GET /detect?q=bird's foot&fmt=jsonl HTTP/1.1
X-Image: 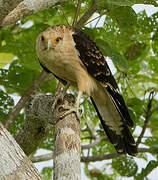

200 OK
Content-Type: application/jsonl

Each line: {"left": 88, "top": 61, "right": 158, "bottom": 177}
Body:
{"left": 51, "top": 92, "right": 64, "bottom": 111}
{"left": 52, "top": 83, "right": 70, "bottom": 111}
{"left": 56, "top": 103, "right": 82, "bottom": 122}
{"left": 52, "top": 90, "right": 82, "bottom": 124}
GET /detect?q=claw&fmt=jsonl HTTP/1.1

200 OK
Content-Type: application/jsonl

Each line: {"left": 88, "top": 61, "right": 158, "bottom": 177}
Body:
{"left": 52, "top": 89, "right": 83, "bottom": 123}
{"left": 56, "top": 104, "right": 82, "bottom": 122}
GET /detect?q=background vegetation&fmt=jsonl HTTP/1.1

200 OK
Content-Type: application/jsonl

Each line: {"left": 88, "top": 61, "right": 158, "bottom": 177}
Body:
{"left": 1, "top": 0, "right": 158, "bottom": 179}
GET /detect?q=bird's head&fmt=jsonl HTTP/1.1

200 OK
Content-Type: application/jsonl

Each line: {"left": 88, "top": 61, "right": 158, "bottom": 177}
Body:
{"left": 36, "top": 25, "right": 75, "bottom": 62}
{"left": 36, "top": 27, "right": 65, "bottom": 52}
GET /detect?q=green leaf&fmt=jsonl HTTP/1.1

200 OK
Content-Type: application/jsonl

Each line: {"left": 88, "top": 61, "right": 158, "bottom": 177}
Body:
{"left": 0, "top": 53, "right": 15, "bottom": 68}
{"left": 127, "top": 98, "right": 145, "bottom": 117}
{"left": 41, "top": 167, "right": 52, "bottom": 180}
{"left": 149, "top": 56, "right": 158, "bottom": 74}
{"left": 137, "top": 11, "right": 157, "bottom": 34}
{"left": 0, "top": 89, "right": 14, "bottom": 123}
{"left": 0, "top": 59, "right": 39, "bottom": 94}
{"left": 151, "top": 145, "right": 158, "bottom": 154}
{"left": 110, "top": 6, "right": 137, "bottom": 32}
{"left": 125, "top": 42, "right": 149, "bottom": 61}
{"left": 107, "top": 0, "right": 136, "bottom": 6}
{"left": 92, "top": 140, "right": 115, "bottom": 155}
{"left": 112, "top": 156, "right": 138, "bottom": 177}
{"left": 95, "top": 39, "right": 129, "bottom": 71}
{"left": 144, "top": 137, "right": 158, "bottom": 147}
{"left": 135, "top": 160, "right": 158, "bottom": 180}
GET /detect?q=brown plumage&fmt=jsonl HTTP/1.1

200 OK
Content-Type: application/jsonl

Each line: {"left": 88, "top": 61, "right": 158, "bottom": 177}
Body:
{"left": 36, "top": 25, "right": 137, "bottom": 156}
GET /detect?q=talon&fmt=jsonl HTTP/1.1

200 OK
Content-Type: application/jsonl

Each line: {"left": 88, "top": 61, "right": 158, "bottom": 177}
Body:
{"left": 56, "top": 104, "right": 82, "bottom": 122}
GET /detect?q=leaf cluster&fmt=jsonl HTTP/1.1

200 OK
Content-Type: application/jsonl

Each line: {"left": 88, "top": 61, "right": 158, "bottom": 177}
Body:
{"left": 1, "top": 0, "right": 158, "bottom": 179}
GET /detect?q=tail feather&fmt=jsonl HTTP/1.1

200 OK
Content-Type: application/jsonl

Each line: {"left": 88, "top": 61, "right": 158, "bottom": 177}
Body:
{"left": 90, "top": 97, "right": 137, "bottom": 156}
{"left": 105, "top": 85, "right": 133, "bottom": 127}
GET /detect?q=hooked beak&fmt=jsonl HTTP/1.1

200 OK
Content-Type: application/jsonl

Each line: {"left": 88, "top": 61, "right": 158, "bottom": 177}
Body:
{"left": 40, "top": 35, "right": 57, "bottom": 50}
{"left": 47, "top": 39, "right": 53, "bottom": 50}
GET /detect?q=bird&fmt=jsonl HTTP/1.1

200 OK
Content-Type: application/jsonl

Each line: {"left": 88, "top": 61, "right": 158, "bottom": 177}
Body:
{"left": 36, "top": 25, "right": 137, "bottom": 156}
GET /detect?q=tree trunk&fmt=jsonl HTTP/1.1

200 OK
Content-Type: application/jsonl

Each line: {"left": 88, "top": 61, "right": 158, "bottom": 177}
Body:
{"left": 53, "top": 94, "right": 81, "bottom": 180}
{"left": 0, "top": 123, "right": 41, "bottom": 180}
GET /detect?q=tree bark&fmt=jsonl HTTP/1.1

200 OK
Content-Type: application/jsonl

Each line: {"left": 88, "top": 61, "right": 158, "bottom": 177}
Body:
{"left": 0, "top": 0, "right": 23, "bottom": 24}
{"left": 14, "top": 94, "right": 54, "bottom": 156}
{"left": 0, "top": 123, "right": 41, "bottom": 180}
{"left": 1, "top": 0, "right": 72, "bottom": 27}
{"left": 13, "top": 93, "right": 81, "bottom": 179}
{"left": 53, "top": 94, "right": 81, "bottom": 180}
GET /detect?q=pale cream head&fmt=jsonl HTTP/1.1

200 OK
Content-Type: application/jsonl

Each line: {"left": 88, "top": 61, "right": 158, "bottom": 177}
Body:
{"left": 36, "top": 25, "right": 74, "bottom": 53}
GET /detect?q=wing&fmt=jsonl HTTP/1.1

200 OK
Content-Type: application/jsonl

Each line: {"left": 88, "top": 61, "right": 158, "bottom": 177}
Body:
{"left": 72, "top": 29, "right": 133, "bottom": 127}
{"left": 72, "top": 28, "right": 137, "bottom": 155}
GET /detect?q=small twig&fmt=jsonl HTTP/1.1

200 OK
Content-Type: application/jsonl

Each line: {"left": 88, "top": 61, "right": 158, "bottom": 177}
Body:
{"left": 72, "top": 0, "right": 82, "bottom": 27}
{"left": 85, "top": 14, "right": 102, "bottom": 26}
{"left": 81, "top": 153, "right": 120, "bottom": 162}
{"left": 81, "top": 136, "right": 95, "bottom": 140}
{"left": 5, "top": 70, "right": 50, "bottom": 129}
{"left": 76, "top": 0, "right": 98, "bottom": 29}
{"left": 58, "top": 8, "right": 70, "bottom": 26}
{"left": 30, "top": 152, "right": 54, "bottom": 163}
{"left": 85, "top": 121, "right": 96, "bottom": 139}
{"left": 82, "top": 136, "right": 107, "bottom": 150}
{"left": 94, "top": 15, "right": 101, "bottom": 28}
{"left": 136, "top": 91, "right": 155, "bottom": 147}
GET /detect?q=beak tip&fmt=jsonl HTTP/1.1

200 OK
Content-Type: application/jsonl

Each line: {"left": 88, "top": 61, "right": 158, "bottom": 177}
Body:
{"left": 47, "top": 39, "right": 53, "bottom": 50}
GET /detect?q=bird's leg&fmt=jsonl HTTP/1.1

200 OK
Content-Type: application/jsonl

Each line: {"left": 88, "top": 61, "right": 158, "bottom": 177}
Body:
{"left": 52, "top": 82, "right": 70, "bottom": 111}
{"left": 75, "top": 91, "right": 83, "bottom": 118}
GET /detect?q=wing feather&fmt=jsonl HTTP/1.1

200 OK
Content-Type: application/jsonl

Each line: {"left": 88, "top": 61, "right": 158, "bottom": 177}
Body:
{"left": 72, "top": 29, "right": 133, "bottom": 127}
{"left": 72, "top": 28, "right": 137, "bottom": 155}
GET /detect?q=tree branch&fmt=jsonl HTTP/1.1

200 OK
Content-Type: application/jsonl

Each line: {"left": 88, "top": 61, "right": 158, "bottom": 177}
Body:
{"left": 14, "top": 94, "right": 55, "bottom": 155}
{"left": 136, "top": 91, "right": 154, "bottom": 147}
{"left": 0, "top": 0, "right": 23, "bottom": 25}
{"left": 1, "top": 0, "right": 72, "bottom": 28}
{"left": 31, "top": 152, "right": 54, "bottom": 163}
{"left": 72, "top": 0, "right": 82, "bottom": 27}
{"left": 30, "top": 148, "right": 154, "bottom": 163}
{"left": 82, "top": 136, "right": 108, "bottom": 150}
{"left": 76, "top": 0, "right": 98, "bottom": 28}
{"left": 53, "top": 94, "right": 81, "bottom": 179}
{"left": 14, "top": 93, "right": 79, "bottom": 156}
{"left": 0, "top": 123, "right": 42, "bottom": 179}
{"left": 5, "top": 70, "right": 50, "bottom": 129}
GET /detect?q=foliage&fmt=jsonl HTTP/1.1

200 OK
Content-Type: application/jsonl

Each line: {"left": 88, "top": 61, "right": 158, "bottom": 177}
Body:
{"left": 112, "top": 156, "right": 138, "bottom": 177}
{"left": 1, "top": 0, "right": 158, "bottom": 179}
{"left": 41, "top": 167, "right": 53, "bottom": 180}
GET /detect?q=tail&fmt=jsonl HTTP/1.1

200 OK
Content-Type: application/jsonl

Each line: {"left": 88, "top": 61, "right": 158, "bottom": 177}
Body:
{"left": 90, "top": 88, "right": 137, "bottom": 156}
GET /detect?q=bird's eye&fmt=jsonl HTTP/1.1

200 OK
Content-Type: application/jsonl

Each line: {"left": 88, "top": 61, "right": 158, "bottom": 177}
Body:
{"left": 56, "top": 37, "right": 62, "bottom": 42}
{"left": 41, "top": 35, "right": 45, "bottom": 41}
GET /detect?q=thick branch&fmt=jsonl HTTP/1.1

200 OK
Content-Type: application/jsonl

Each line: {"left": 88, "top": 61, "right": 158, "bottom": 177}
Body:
{"left": 1, "top": 0, "right": 72, "bottom": 27}
{"left": 14, "top": 94, "right": 55, "bottom": 156}
{"left": 15, "top": 93, "right": 80, "bottom": 158}
{"left": 53, "top": 94, "right": 81, "bottom": 179}
{"left": 5, "top": 70, "right": 49, "bottom": 129}
{"left": 0, "top": 0, "right": 23, "bottom": 25}
{"left": 0, "top": 123, "right": 41, "bottom": 179}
